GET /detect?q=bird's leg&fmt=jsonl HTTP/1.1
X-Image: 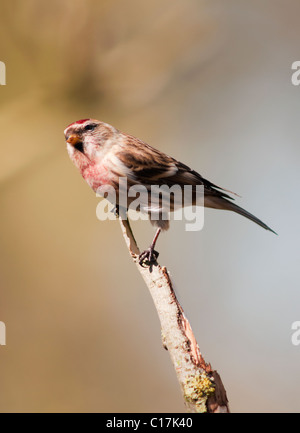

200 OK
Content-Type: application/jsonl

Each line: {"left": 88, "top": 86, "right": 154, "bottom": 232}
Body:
{"left": 111, "top": 204, "right": 119, "bottom": 217}
{"left": 111, "top": 204, "right": 128, "bottom": 220}
{"left": 139, "top": 228, "right": 161, "bottom": 266}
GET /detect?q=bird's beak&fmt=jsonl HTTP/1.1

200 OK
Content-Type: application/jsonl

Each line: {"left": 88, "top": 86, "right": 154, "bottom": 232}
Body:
{"left": 66, "top": 134, "right": 81, "bottom": 146}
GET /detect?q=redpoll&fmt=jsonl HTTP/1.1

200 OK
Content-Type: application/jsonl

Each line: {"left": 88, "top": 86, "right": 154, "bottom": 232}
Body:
{"left": 64, "top": 119, "right": 276, "bottom": 264}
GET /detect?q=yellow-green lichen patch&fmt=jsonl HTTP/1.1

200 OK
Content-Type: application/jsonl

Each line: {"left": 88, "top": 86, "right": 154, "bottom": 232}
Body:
{"left": 184, "top": 372, "right": 215, "bottom": 413}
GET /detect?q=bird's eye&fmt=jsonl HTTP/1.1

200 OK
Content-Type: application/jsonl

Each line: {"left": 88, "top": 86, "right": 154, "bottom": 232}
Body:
{"left": 84, "top": 124, "right": 96, "bottom": 132}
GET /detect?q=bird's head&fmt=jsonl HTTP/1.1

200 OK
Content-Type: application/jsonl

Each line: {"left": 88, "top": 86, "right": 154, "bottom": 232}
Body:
{"left": 64, "top": 119, "right": 117, "bottom": 165}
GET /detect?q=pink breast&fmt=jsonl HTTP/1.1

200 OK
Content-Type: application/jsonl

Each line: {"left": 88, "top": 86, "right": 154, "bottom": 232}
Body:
{"left": 82, "top": 163, "right": 112, "bottom": 191}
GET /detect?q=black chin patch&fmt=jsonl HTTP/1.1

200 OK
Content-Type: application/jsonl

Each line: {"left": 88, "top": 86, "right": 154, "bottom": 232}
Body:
{"left": 74, "top": 141, "right": 84, "bottom": 153}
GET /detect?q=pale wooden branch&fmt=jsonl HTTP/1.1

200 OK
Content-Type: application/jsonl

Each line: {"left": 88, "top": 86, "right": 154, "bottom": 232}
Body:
{"left": 119, "top": 216, "right": 230, "bottom": 413}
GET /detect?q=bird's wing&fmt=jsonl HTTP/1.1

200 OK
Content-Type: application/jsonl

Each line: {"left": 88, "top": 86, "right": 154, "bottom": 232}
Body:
{"left": 114, "top": 133, "right": 236, "bottom": 201}
{"left": 113, "top": 134, "right": 179, "bottom": 182}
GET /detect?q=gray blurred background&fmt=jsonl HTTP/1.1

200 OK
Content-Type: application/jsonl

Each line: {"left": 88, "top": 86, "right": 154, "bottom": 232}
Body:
{"left": 0, "top": 0, "right": 299, "bottom": 413}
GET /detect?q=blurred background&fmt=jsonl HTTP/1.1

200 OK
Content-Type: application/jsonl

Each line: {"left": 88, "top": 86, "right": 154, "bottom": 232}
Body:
{"left": 0, "top": 0, "right": 299, "bottom": 413}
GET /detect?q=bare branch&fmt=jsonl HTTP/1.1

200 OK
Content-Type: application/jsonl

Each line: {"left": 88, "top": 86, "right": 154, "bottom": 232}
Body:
{"left": 119, "top": 216, "right": 230, "bottom": 413}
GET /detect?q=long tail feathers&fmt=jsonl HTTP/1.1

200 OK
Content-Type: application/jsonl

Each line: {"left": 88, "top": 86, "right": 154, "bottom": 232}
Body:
{"left": 205, "top": 196, "right": 277, "bottom": 235}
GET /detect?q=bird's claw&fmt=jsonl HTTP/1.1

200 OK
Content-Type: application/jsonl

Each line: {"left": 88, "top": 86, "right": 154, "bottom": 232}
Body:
{"left": 139, "top": 248, "right": 159, "bottom": 266}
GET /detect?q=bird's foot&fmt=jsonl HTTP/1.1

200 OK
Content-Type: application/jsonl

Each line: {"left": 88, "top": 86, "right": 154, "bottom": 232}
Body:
{"left": 139, "top": 247, "right": 159, "bottom": 266}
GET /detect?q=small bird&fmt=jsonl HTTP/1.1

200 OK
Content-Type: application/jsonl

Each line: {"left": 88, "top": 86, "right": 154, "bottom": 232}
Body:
{"left": 64, "top": 119, "right": 276, "bottom": 264}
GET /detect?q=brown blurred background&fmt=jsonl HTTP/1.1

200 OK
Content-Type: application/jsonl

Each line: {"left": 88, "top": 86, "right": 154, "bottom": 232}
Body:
{"left": 0, "top": 0, "right": 299, "bottom": 413}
